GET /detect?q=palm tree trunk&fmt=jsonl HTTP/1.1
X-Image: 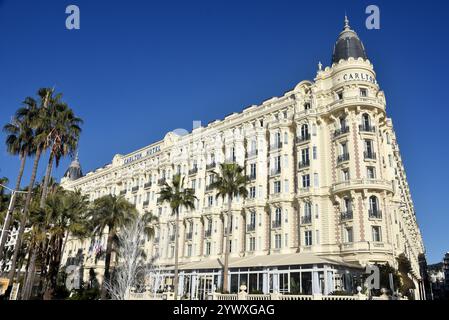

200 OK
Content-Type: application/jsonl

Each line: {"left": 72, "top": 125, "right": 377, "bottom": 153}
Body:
{"left": 223, "top": 196, "right": 232, "bottom": 293}
{"left": 101, "top": 227, "right": 115, "bottom": 299}
{"left": 8, "top": 147, "right": 42, "bottom": 283}
{"left": 43, "top": 235, "right": 64, "bottom": 299}
{"left": 173, "top": 208, "right": 180, "bottom": 300}
{"left": 0, "top": 154, "right": 27, "bottom": 261}
{"left": 21, "top": 246, "right": 38, "bottom": 300}
{"left": 39, "top": 152, "right": 54, "bottom": 209}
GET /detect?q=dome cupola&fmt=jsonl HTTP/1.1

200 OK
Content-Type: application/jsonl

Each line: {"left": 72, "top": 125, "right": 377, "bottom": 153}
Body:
{"left": 64, "top": 153, "right": 83, "bottom": 181}
{"left": 332, "top": 16, "right": 368, "bottom": 64}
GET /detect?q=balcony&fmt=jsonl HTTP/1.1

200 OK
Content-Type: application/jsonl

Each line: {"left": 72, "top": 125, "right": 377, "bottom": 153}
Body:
{"left": 157, "top": 178, "right": 166, "bottom": 186}
{"left": 119, "top": 190, "right": 126, "bottom": 196}
{"left": 271, "top": 220, "right": 281, "bottom": 229}
{"left": 206, "top": 162, "right": 216, "bottom": 170}
{"left": 188, "top": 167, "right": 198, "bottom": 175}
{"left": 144, "top": 182, "right": 152, "bottom": 189}
{"left": 334, "top": 126, "right": 350, "bottom": 138}
{"left": 246, "top": 224, "right": 256, "bottom": 232}
{"left": 301, "top": 215, "right": 312, "bottom": 224}
{"left": 331, "top": 179, "right": 393, "bottom": 194}
{"left": 340, "top": 211, "right": 353, "bottom": 221}
{"left": 270, "top": 142, "right": 283, "bottom": 151}
{"left": 270, "top": 168, "right": 281, "bottom": 176}
{"left": 364, "top": 151, "right": 377, "bottom": 160}
{"left": 337, "top": 153, "right": 350, "bottom": 163}
{"left": 186, "top": 232, "right": 193, "bottom": 240}
{"left": 247, "top": 149, "right": 258, "bottom": 158}
{"left": 295, "top": 134, "right": 311, "bottom": 144}
{"left": 143, "top": 200, "right": 149, "bottom": 207}
{"left": 369, "top": 209, "right": 382, "bottom": 219}
{"left": 359, "top": 124, "right": 376, "bottom": 133}
{"left": 298, "top": 160, "right": 310, "bottom": 169}
{"left": 204, "top": 229, "right": 212, "bottom": 238}
{"left": 132, "top": 186, "right": 139, "bottom": 193}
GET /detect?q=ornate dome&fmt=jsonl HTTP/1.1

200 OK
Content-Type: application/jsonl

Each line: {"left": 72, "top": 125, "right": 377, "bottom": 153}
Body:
{"left": 64, "top": 153, "right": 83, "bottom": 181}
{"left": 332, "top": 16, "right": 368, "bottom": 64}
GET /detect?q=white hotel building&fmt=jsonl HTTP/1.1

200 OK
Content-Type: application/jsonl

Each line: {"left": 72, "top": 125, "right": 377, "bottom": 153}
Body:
{"left": 60, "top": 18, "right": 426, "bottom": 299}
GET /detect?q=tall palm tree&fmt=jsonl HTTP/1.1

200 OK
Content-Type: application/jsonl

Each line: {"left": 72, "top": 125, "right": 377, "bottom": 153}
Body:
{"left": 87, "top": 194, "right": 138, "bottom": 299}
{"left": 8, "top": 88, "right": 55, "bottom": 283}
{"left": 209, "top": 163, "right": 248, "bottom": 293}
{"left": 39, "top": 100, "right": 83, "bottom": 209}
{"left": 0, "top": 176, "right": 9, "bottom": 212}
{"left": 158, "top": 174, "right": 196, "bottom": 299}
{"left": 0, "top": 115, "right": 35, "bottom": 261}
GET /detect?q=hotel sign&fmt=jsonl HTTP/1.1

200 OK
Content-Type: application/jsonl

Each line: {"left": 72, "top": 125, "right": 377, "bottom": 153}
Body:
{"left": 342, "top": 72, "right": 376, "bottom": 84}
{"left": 123, "top": 145, "right": 161, "bottom": 165}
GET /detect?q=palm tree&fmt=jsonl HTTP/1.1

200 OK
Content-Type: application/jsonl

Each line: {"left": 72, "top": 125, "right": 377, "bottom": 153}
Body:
{"left": 0, "top": 115, "right": 35, "bottom": 262}
{"left": 42, "top": 189, "right": 90, "bottom": 299}
{"left": 39, "top": 99, "right": 83, "bottom": 209}
{"left": 0, "top": 176, "right": 9, "bottom": 212}
{"left": 8, "top": 88, "right": 55, "bottom": 283}
{"left": 158, "top": 174, "right": 196, "bottom": 299}
{"left": 87, "top": 194, "right": 138, "bottom": 299}
{"left": 209, "top": 163, "right": 248, "bottom": 293}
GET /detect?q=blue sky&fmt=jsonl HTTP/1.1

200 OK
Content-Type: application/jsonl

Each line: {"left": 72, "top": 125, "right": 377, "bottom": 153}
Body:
{"left": 0, "top": 0, "right": 448, "bottom": 263}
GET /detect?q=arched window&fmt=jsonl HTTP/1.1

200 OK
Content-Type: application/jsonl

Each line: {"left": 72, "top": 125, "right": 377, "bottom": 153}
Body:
{"left": 362, "top": 113, "right": 371, "bottom": 129}
{"left": 275, "top": 207, "right": 282, "bottom": 223}
{"left": 369, "top": 196, "right": 379, "bottom": 215}
{"left": 301, "top": 124, "right": 309, "bottom": 139}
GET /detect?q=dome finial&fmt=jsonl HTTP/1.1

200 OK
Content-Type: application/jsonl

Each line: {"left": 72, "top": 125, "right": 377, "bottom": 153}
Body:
{"left": 344, "top": 14, "right": 350, "bottom": 30}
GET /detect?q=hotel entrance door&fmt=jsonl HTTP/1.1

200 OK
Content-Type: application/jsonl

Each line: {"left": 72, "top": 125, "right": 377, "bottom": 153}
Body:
{"left": 198, "top": 275, "right": 214, "bottom": 300}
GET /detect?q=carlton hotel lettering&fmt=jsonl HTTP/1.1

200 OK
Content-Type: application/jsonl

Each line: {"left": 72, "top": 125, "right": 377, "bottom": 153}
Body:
{"left": 123, "top": 145, "right": 161, "bottom": 165}
{"left": 60, "top": 18, "right": 426, "bottom": 300}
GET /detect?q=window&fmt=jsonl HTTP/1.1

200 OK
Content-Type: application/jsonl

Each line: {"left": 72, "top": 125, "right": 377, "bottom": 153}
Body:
{"left": 187, "top": 244, "right": 192, "bottom": 257}
{"left": 249, "top": 186, "right": 256, "bottom": 198}
{"left": 284, "top": 233, "right": 289, "bottom": 247}
{"left": 315, "top": 230, "right": 320, "bottom": 245}
{"left": 362, "top": 113, "right": 371, "bottom": 128}
{"left": 207, "top": 195, "right": 213, "bottom": 207}
{"left": 274, "top": 156, "right": 281, "bottom": 172}
{"left": 342, "top": 169, "right": 350, "bottom": 181}
{"left": 337, "top": 92, "right": 343, "bottom": 100}
{"left": 360, "top": 88, "right": 368, "bottom": 97}
{"left": 304, "top": 102, "right": 311, "bottom": 110}
{"left": 301, "top": 124, "right": 309, "bottom": 139}
{"left": 339, "top": 116, "right": 347, "bottom": 129}
{"left": 275, "top": 207, "right": 282, "bottom": 224}
{"left": 369, "top": 196, "right": 380, "bottom": 218}
{"left": 367, "top": 167, "right": 376, "bottom": 179}
{"left": 343, "top": 197, "right": 352, "bottom": 212}
{"left": 313, "top": 173, "right": 319, "bottom": 187}
{"left": 274, "top": 181, "right": 281, "bottom": 194}
{"left": 302, "top": 174, "right": 310, "bottom": 188}
{"left": 275, "top": 132, "right": 281, "bottom": 146}
{"left": 313, "top": 146, "right": 317, "bottom": 160}
{"left": 249, "top": 237, "right": 256, "bottom": 251}
{"left": 206, "top": 242, "right": 211, "bottom": 255}
{"left": 284, "top": 179, "right": 289, "bottom": 193}
{"left": 301, "top": 148, "right": 310, "bottom": 163}
{"left": 250, "top": 212, "right": 256, "bottom": 226}
{"left": 284, "top": 132, "right": 288, "bottom": 144}
{"left": 304, "top": 202, "right": 312, "bottom": 217}
{"left": 388, "top": 154, "right": 393, "bottom": 167}
{"left": 191, "top": 179, "right": 196, "bottom": 190}
{"left": 364, "top": 139, "right": 373, "bottom": 154}
{"left": 305, "top": 230, "right": 312, "bottom": 246}
{"left": 250, "top": 163, "right": 257, "bottom": 179}
{"left": 341, "top": 142, "right": 348, "bottom": 155}
{"left": 372, "top": 226, "right": 382, "bottom": 242}
{"left": 345, "top": 227, "right": 353, "bottom": 243}
{"left": 275, "top": 234, "right": 282, "bottom": 249}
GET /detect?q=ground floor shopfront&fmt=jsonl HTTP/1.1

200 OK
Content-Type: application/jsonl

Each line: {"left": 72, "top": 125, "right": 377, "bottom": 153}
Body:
{"left": 149, "top": 253, "right": 363, "bottom": 300}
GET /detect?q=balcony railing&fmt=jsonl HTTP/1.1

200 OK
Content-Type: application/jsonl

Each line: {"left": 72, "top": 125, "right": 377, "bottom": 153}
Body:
{"left": 301, "top": 215, "right": 312, "bottom": 224}
{"left": 334, "top": 126, "right": 350, "bottom": 138}
{"left": 247, "top": 149, "right": 258, "bottom": 158}
{"left": 295, "top": 134, "right": 311, "bottom": 144}
{"left": 340, "top": 211, "right": 353, "bottom": 221}
{"left": 204, "top": 229, "right": 212, "bottom": 238}
{"left": 298, "top": 160, "right": 310, "bottom": 169}
{"left": 364, "top": 151, "right": 377, "bottom": 160}
{"left": 246, "top": 224, "right": 256, "bottom": 232}
{"left": 369, "top": 209, "right": 382, "bottom": 219}
{"left": 144, "top": 182, "right": 152, "bottom": 189}
{"left": 337, "top": 153, "right": 350, "bottom": 163}
{"left": 271, "top": 220, "right": 282, "bottom": 229}
{"left": 359, "top": 124, "right": 376, "bottom": 133}
{"left": 132, "top": 186, "right": 139, "bottom": 193}
{"left": 270, "top": 168, "right": 281, "bottom": 176}
{"left": 270, "top": 142, "right": 283, "bottom": 151}
{"left": 188, "top": 167, "right": 198, "bottom": 175}
{"left": 186, "top": 232, "right": 193, "bottom": 240}
{"left": 157, "top": 178, "right": 166, "bottom": 186}
{"left": 206, "top": 162, "right": 216, "bottom": 170}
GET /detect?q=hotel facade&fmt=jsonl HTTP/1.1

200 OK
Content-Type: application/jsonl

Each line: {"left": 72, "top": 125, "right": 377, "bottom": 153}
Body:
{"left": 60, "top": 18, "right": 426, "bottom": 299}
